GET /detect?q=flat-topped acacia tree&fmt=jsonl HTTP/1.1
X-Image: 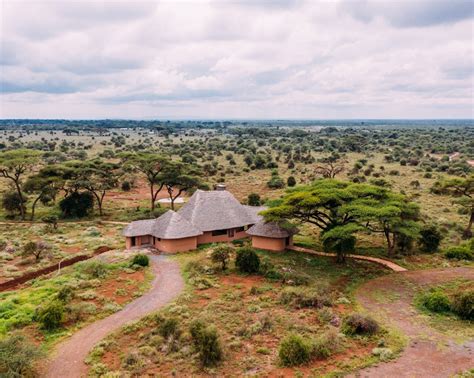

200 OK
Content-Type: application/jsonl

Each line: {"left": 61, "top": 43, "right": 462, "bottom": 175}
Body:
{"left": 0, "top": 149, "right": 42, "bottom": 220}
{"left": 159, "top": 161, "right": 204, "bottom": 210}
{"left": 262, "top": 179, "right": 420, "bottom": 259}
{"left": 120, "top": 152, "right": 170, "bottom": 211}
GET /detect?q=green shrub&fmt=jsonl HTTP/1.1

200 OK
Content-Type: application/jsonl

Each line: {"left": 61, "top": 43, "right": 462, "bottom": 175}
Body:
{"left": 77, "top": 260, "right": 108, "bottom": 278}
{"left": 311, "top": 328, "right": 345, "bottom": 359}
{"left": 210, "top": 244, "right": 233, "bottom": 270}
{"left": 0, "top": 334, "right": 43, "bottom": 377}
{"left": 444, "top": 246, "right": 472, "bottom": 260}
{"left": 56, "top": 285, "right": 74, "bottom": 303}
{"left": 342, "top": 313, "right": 379, "bottom": 336}
{"left": 278, "top": 334, "right": 311, "bottom": 366}
{"left": 189, "top": 321, "right": 222, "bottom": 367}
{"left": 279, "top": 287, "right": 331, "bottom": 309}
{"left": 235, "top": 247, "right": 260, "bottom": 273}
{"left": 158, "top": 317, "right": 180, "bottom": 339}
{"left": 131, "top": 254, "right": 149, "bottom": 267}
{"left": 247, "top": 193, "right": 261, "bottom": 206}
{"left": 419, "top": 290, "right": 451, "bottom": 313}
{"left": 418, "top": 225, "right": 442, "bottom": 253}
{"left": 34, "top": 301, "right": 65, "bottom": 330}
{"left": 451, "top": 290, "right": 474, "bottom": 320}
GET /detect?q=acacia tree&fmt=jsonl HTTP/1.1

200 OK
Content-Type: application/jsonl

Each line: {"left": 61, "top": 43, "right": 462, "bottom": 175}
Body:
{"left": 432, "top": 175, "right": 474, "bottom": 238}
{"left": 314, "top": 154, "right": 348, "bottom": 179}
{"left": 23, "top": 175, "right": 62, "bottom": 221}
{"left": 262, "top": 179, "right": 419, "bottom": 260}
{"left": 262, "top": 180, "right": 383, "bottom": 232}
{"left": 346, "top": 193, "right": 420, "bottom": 255}
{"left": 160, "top": 162, "right": 203, "bottom": 210}
{"left": 0, "top": 149, "right": 41, "bottom": 220}
{"left": 120, "top": 153, "right": 170, "bottom": 211}
{"left": 72, "top": 160, "right": 120, "bottom": 216}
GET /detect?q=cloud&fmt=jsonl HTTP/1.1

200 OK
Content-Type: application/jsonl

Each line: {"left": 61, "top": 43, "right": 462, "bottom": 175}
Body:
{"left": 0, "top": 0, "right": 473, "bottom": 118}
{"left": 342, "top": 0, "right": 474, "bottom": 28}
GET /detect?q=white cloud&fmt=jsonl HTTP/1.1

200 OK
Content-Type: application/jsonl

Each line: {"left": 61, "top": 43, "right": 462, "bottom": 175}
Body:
{"left": 0, "top": 0, "right": 473, "bottom": 119}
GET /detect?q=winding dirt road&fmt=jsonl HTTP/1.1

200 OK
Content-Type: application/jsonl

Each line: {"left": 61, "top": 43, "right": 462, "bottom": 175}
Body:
{"left": 353, "top": 267, "right": 474, "bottom": 378}
{"left": 44, "top": 255, "right": 184, "bottom": 378}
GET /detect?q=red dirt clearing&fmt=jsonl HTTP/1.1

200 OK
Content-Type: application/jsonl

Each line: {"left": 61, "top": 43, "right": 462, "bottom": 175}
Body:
{"left": 351, "top": 267, "right": 474, "bottom": 378}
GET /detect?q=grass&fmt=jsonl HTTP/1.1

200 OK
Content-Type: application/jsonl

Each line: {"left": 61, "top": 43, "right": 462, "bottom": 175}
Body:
{"left": 0, "top": 255, "right": 153, "bottom": 350}
{"left": 414, "top": 279, "right": 474, "bottom": 343}
{"left": 85, "top": 245, "right": 406, "bottom": 377}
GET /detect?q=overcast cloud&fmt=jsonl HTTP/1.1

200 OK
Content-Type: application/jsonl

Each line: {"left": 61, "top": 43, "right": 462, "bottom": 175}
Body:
{"left": 0, "top": 0, "right": 473, "bottom": 119}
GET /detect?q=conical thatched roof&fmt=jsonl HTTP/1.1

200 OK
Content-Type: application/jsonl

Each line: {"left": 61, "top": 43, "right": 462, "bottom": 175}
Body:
{"left": 247, "top": 220, "right": 297, "bottom": 238}
{"left": 177, "top": 190, "right": 256, "bottom": 231}
{"left": 123, "top": 210, "right": 202, "bottom": 239}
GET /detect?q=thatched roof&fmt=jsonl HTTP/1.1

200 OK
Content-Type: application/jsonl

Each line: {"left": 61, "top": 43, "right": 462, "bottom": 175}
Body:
{"left": 243, "top": 205, "right": 267, "bottom": 223}
{"left": 122, "top": 219, "right": 156, "bottom": 237}
{"left": 177, "top": 190, "right": 257, "bottom": 231}
{"left": 247, "top": 220, "right": 297, "bottom": 238}
{"left": 123, "top": 210, "right": 202, "bottom": 239}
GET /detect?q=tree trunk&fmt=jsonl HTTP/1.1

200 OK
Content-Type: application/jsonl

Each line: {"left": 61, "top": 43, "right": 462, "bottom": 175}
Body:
{"left": 14, "top": 180, "right": 26, "bottom": 220}
{"left": 384, "top": 229, "right": 394, "bottom": 256}
{"left": 462, "top": 210, "right": 473, "bottom": 239}
{"left": 30, "top": 195, "right": 41, "bottom": 221}
{"left": 150, "top": 182, "right": 155, "bottom": 211}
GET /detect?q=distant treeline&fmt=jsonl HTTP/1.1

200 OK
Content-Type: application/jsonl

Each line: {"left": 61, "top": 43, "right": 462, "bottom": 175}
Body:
{"left": 0, "top": 119, "right": 472, "bottom": 132}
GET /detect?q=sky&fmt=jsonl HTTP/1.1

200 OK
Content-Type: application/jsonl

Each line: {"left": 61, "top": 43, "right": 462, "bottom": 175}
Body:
{"left": 0, "top": 0, "right": 473, "bottom": 120}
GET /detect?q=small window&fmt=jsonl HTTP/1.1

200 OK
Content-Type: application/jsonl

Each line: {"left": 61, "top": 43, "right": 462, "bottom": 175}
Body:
{"left": 228, "top": 229, "right": 235, "bottom": 237}
{"left": 212, "top": 229, "right": 228, "bottom": 236}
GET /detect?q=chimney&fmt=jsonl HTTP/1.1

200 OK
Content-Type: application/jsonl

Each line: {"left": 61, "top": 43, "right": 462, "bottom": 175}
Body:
{"left": 215, "top": 183, "right": 226, "bottom": 191}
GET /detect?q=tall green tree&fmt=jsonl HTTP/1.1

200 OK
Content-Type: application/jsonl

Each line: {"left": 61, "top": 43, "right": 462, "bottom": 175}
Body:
{"left": 120, "top": 153, "right": 170, "bottom": 211}
{"left": 71, "top": 160, "right": 120, "bottom": 216}
{"left": 432, "top": 175, "right": 474, "bottom": 238}
{"left": 0, "top": 149, "right": 41, "bottom": 220}
{"left": 160, "top": 162, "right": 203, "bottom": 210}
{"left": 23, "top": 174, "right": 62, "bottom": 221}
{"left": 346, "top": 193, "right": 420, "bottom": 255}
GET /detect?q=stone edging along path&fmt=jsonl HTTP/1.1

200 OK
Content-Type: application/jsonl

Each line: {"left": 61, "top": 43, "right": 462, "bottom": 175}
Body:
{"left": 289, "top": 245, "right": 407, "bottom": 272}
{"left": 44, "top": 254, "right": 184, "bottom": 378}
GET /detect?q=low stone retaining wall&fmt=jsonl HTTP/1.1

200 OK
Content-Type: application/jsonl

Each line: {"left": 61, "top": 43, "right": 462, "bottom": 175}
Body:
{"left": 0, "top": 246, "right": 113, "bottom": 292}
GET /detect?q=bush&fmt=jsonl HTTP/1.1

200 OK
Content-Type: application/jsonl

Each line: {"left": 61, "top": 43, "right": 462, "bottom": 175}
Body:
{"left": 57, "top": 285, "right": 74, "bottom": 303}
{"left": 2, "top": 191, "right": 27, "bottom": 217}
{"left": 451, "top": 290, "right": 474, "bottom": 320}
{"left": 131, "top": 254, "right": 149, "bottom": 267}
{"left": 444, "top": 246, "right": 472, "bottom": 260}
{"left": 77, "top": 260, "right": 108, "bottom": 278}
{"left": 342, "top": 313, "right": 379, "bottom": 336}
{"left": 279, "top": 287, "right": 331, "bottom": 308}
{"left": 278, "top": 334, "right": 311, "bottom": 366}
{"left": 247, "top": 193, "right": 261, "bottom": 206}
{"left": 189, "top": 321, "right": 222, "bottom": 367}
{"left": 0, "top": 334, "right": 43, "bottom": 377}
{"left": 419, "top": 290, "right": 451, "bottom": 313}
{"left": 158, "top": 317, "right": 180, "bottom": 339}
{"left": 235, "top": 247, "right": 260, "bottom": 273}
{"left": 267, "top": 175, "right": 285, "bottom": 189}
{"left": 287, "top": 176, "right": 296, "bottom": 187}
{"left": 121, "top": 181, "right": 132, "bottom": 191}
{"left": 418, "top": 225, "right": 443, "bottom": 253}
{"left": 210, "top": 244, "right": 233, "bottom": 270}
{"left": 311, "top": 328, "right": 345, "bottom": 359}
{"left": 59, "top": 191, "right": 94, "bottom": 218}
{"left": 35, "top": 301, "right": 65, "bottom": 330}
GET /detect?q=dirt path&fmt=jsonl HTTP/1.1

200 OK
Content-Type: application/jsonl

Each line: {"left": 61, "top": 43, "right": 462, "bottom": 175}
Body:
{"left": 44, "top": 255, "right": 184, "bottom": 378}
{"left": 290, "top": 246, "right": 407, "bottom": 272}
{"left": 352, "top": 267, "right": 474, "bottom": 378}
